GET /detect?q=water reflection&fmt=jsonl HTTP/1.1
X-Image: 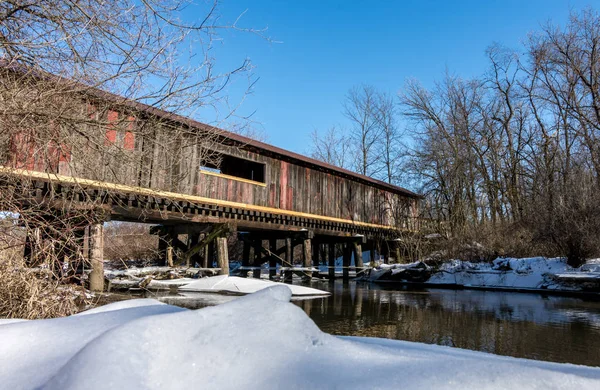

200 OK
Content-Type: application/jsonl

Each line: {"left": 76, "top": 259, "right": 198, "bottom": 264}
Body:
{"left": 296, "top": 281, "right": 600, "bottom": 366}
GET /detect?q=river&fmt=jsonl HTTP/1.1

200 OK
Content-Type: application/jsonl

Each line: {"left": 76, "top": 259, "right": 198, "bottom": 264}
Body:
{"left": 294, "top": 281, "right": 600, "bottom": 367}
{"left": 155, "top": 280, "right": 600, "bottom": 366}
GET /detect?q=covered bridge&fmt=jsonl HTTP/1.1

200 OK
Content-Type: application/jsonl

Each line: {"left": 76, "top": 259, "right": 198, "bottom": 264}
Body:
{"left": 0, "top": 72, "right": 421, "bottom": 288}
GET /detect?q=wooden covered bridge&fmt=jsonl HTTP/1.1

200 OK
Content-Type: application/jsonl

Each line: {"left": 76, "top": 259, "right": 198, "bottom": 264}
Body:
{"left": 0, "top": 76, "right": 421, "bottom": 290}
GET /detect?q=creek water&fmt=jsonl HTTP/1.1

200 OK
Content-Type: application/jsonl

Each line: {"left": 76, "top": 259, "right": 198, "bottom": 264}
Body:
{"left": 153, "top": 280, "right": 600, "bottom": 366}
{"left": 294, "top": 281, "right": 600, "bottom": 367}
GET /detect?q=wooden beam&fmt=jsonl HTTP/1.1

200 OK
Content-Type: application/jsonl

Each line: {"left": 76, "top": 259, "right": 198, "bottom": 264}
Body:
{"left": 342, "top": 243, "right": 351, "bottom": 281}
{"left": 269, "top": 239, "right": 277, "bottom": 280}
{"left": 312, "top": 241, "right": 320, "bottom": 269}
{"left": 23, "top": 227, "right": 41, "bottom": 267}
{"left": 88, "top": 223, "right": 104, "bottom": 292}
{"left": 283, "top": 237, "right": 293, "bottom": 283}
{"left": 302, "top": 238, "right": 312, "bottom": 279}
{"left": 216, "top": 237, "right": 229, "bottom": 275}
{"left": 187, "top": 233, "right": 201, "bottom": 268}
{"left": 166, "top": 246, "right": 174, "bottom": 267}
{"left": 395, "top": 246, "right": 402, "bottom": 264}
{"left": 183, "top": 224, "right": 229, "bottom": 264}
{"left": 200, "top": 169, "right": 267, "bottom": 187}
{"left": 252, "top": 239, "right": 262, "bottom": 278}
{"left": 241, "top": 239, "right": 251, "bottom": 278}
{"left": 328, "top": 243, "right": 335, "bottom": 281}
{"left": 353, "top": 242, "right": 364, "bottom": 270}
{"left": 203, "top": 241, "right": 212, "bottom": 268}
{"left": 0, "top": 166, "right": 399, "bottom": 230}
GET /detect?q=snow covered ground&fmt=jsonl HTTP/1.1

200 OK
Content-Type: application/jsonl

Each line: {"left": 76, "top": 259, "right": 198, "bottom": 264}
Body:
{"left": 369, "top": 257, "right": 600, "bottom": 292}
{"left": 1, "top": 286, "right": 599, "bottom": 389}
{"left": 105, "top": 268, "right": 331, "bottom": 296}
{"left": 179, "top": 275, "right": 330, "bottom": 296}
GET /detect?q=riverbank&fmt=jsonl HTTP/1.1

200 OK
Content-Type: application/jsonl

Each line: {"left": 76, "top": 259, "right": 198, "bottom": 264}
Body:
{"left": 366, "top": 257, "right": 600, "bottom": 295}
{"left": 1, "top": 285, "right": 599, "bottom": 389}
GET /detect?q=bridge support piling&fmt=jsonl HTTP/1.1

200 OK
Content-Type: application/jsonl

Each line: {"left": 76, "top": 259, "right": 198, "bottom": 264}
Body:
{"left": 269, "top": 239, "right": 277, "bottom": 280}
{"left": 312, "top": 240, "right": 320, "bottom": 276}
{"left": 202, "top": 237, "right": 210, "bottom": 268}
{"left": 23, "top": 227, "right": 41, "bottom": 267}
{"left": 88, "top": 223, "right": 105, "bottom": 292}
{"left": 328, "top": 243, "right": 335, "bottom": 281}
{"left": 157, "top": 227, "right": 173, "bottom": 267}
{"left": 186, "top": 233, "right": 201, "bottom": 268}
{"left": 342, "top": 243, "right": 351, "bottom": 281}
{"left": 283, "top": 237, "right": 293, "bottom": 283}
{"left": 302, "top": 238, "right": 312, "bottom": 279}
{"left": 216, "top": 237, "right": 229, "bottom": 275}
{"left": 241, "top": 239, "right": 251, "bottom": 278}
{"left": 395, "top": 245, "right": 403, "bottom": 264}
{"left": 353, "top": 242, "right": 364, "bottom": 276}
{"left": 252, "top": 240, "right": 262, "bottom": 278}
{"left": 207, "top": 241, "right": 215, "bottom": 268}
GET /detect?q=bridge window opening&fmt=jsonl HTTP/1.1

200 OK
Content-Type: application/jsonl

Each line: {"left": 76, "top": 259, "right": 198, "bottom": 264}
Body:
{"left": 200, "top": 153, "right": 265, "bottom": 184}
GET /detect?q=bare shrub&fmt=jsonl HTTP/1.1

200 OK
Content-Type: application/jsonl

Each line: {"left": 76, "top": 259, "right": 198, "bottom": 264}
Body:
{"left": 525, "top": 172, "right": 600, "bottom": 268}
{"left": 104, "top": 222, "right": 159, "bottom": 267}
{"left": 0, "top": 252, "right": 84, "bottom": 319}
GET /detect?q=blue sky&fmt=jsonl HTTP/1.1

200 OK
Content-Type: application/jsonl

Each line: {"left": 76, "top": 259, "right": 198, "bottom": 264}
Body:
{"left": 191, "top": 0, "right": 595, "bottom": 154}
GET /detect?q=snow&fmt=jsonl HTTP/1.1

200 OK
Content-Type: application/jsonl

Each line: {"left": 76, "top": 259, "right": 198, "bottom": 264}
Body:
{"left": 1, "top": 286, "right": 599, "bottom": 389}
{"left": 0, "top": 300, "right": 185, "bottom": 389}
{"left": 369, "top": 257, "right": 600, "bottom": 292}
{"left": 104, "top": 267, "right": 330, "bottom": 295}
{"left": 179, "top": 275, "right": 330, "bottom": 296}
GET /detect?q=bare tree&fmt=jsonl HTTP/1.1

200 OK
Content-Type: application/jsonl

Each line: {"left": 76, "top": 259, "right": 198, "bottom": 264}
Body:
{"left": 344, "top": 85, "right": 384, "bottom": 177}
{"left": 0, "top": 0, "right": 266, "bottom": 307}
{"left": 375, "top": 91, "right": 405, "bottom": 185}
{"left": 400, "top": 9, "right": 600, "bottom": 266}
{"left": 309, "top": 126, "right": 352, "bottom": 169}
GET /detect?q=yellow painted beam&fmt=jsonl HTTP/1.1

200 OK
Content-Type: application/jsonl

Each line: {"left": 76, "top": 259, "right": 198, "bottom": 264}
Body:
{"left": 0, "top": 166, "right": 399, "bottom": 230}
{"left": 199, "top": 169, "right": 267, "bottom": 187}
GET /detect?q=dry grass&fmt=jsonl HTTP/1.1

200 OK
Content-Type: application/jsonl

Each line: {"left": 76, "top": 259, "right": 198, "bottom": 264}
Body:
{"left": 0, "top": 250, "right": 86, "bottom": 320}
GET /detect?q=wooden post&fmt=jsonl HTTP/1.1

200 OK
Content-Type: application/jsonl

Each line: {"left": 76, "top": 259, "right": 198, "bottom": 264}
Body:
{"left": 383, "top": 241, "right": 391, "bottom": 264}
{"left": 252, "top": 239, "right": 262, "bottom": 278}
{"left": 23, "top": 227, "right": 40, "bottom": 267}
{"left": 187, "top": 233, "right": 200, "bottom": 268}
{"left": 216, "top": 237, "right": 229, "bottom": 275}
{"left": 283, "top": 237, "right": 293, "bottom": 283}
{"left": 342, "top": 243, "right": 351, "bottom": 281}
{"left": 353, "top": 242, "right": 364, "bottom": 274}
{"left": 395, "top": 246, "right": 402, "bottom": 264}
{"left": 370, "top": 246, "right": 376, "bottom": 266}
{"left": 241, "top": 239, "right": 251, "bottom": 278}
{"left": 208, "top": 241, "right": 215, "bottom": 268}
{"left": 302, "top": 238, "right": 312, "bottom": 279}
{"left": 88, "top": 223, "right": 105, "bottom": 292}
{"left": 312, "top": 240, "right": 320, "bottom": 276}
{"left": 202, "top": 235, "right": 210, "bottom": 268}
{"left": 157, "top": 226, "right": 172, "bottom": 267}
{"left": 269, "top": 239, "right": 277, "bottom": 280}
{"left": 166, "top": 246, "right": 174, "bottom": 267}
{"left": 328, "top": 243, "right": 335, "bottom": 281}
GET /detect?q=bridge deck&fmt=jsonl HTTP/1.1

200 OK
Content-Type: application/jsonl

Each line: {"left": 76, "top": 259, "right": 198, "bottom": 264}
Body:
{"left": 0, "top": 166, "right": 411, "bottom": 238}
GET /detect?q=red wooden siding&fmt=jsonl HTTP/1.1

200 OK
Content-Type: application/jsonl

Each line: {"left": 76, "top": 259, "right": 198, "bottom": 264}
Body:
{"left": 5, "top": 105, "right": 416, "bottom": 226}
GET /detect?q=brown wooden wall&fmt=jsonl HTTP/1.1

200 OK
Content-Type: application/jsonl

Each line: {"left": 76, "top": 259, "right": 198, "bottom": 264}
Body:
{"left": 5, "top": 107, "right": 418, "bottom": 227}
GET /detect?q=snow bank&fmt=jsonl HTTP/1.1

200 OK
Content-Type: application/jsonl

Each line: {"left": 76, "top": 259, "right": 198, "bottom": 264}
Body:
{"left": 179, "top": 275, "right": 330, "bottom": 296}
{"left": 370, "top": 257, "right": 600, "bottom": 292}
{"left": 0, "top": 286, "right": 599, "bottom": 389}
{"left": 0, "top": 300, "right": 185, "bottom": 389}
